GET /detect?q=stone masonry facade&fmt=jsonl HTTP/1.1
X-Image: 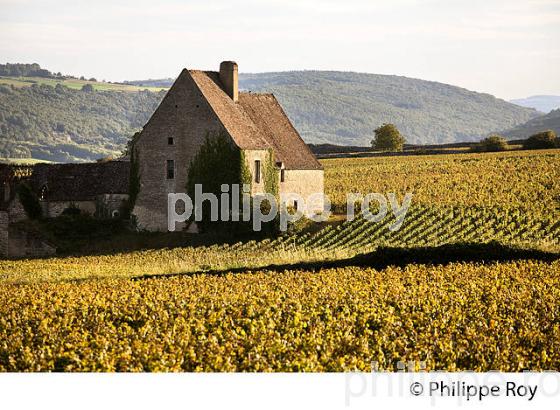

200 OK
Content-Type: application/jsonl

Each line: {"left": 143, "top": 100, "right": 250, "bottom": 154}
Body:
{"left": 0, "top": 211, "right": 8, "bottom": 258}
{"left": 133, "top": 70, "right": 231, "bottom": 231}
{"left": 132, "top": 61, "right": 324, "bottom": 232}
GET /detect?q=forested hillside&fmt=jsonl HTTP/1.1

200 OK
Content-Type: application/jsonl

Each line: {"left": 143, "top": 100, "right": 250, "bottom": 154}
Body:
{"left": 1, "top": 65, "right": 542, "bottom": 161}
{"left": 239, "top": 71, "right": 539, "bottom": 146}
{"left": 502, "top": 109, "right": 560, "bottom": 139}
{"left": 0, "top": 83, "right": 163, "bottom": 161}
{"left": 128, "top": 71, "right": 541, "bottom": 146}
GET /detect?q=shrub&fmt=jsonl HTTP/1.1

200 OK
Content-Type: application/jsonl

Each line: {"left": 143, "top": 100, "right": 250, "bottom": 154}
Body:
{"left": 523, "top": 130, "right": 557, "bottom": 150}
{"left": 371, "top": 123, "right": 405, "bottom": 152}
{"left": 61, "top": 204, "right": 82, "bottom": 216}
{"left": 472, "top": 135, "right": 509, "bottom": 152}
{"left": 80, "top": 84, "right": 94, "bottom": 92}
{"left": 16, "top": 183, "right": 42, "bottom": 220}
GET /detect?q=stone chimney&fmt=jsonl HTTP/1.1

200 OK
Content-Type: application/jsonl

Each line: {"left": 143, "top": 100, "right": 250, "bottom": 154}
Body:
{"left": 219, "top": 61, "right": 238, "bottom": 103}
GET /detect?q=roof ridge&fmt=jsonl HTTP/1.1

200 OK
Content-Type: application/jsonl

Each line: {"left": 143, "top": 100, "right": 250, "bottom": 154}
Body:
{"left": 238, "top": 93, "right": 322, "bottom": 170}
{"left": 188, "top": 70, "right": 271, "bottom": 150}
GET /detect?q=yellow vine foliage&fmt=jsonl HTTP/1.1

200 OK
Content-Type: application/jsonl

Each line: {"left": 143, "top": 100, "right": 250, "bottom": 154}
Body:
{"left": 0, "top": 150, "right": 558, "bottom": 372}
{"left": 0, "top": 261, "right": 558, "bottom": 372}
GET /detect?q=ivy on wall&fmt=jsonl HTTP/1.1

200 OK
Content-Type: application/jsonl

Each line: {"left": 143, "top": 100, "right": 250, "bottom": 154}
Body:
{"left": 239, "top": 150, "right": 252, "bottom": 188}
{"left": 187, "top": 132, "right": 248, "bottom": 232}
{"left": 126, "top": 133, "right": 140, "bottom": 220}
{"left": 16, "top": 183, "right": 42, "bottom": 220}
{"left": 187, "top": 132, "right": 278, "bottom": 234}
{"left": 263, "top": 149, "right": 278, "bottom": 200}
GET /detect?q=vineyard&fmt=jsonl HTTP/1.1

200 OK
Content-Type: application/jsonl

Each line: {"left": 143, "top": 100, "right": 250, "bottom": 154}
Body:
{"left": 0, "top": 261, "right": 559, "bottom": 371}
{"left": 323, "top": 149, "right": 560, "bottom": 214}
{"left": 1, "top": 205, "right": 558, "bottom": 284}
{"left": 0, "top": 149, "right": 559, "bottom": 371}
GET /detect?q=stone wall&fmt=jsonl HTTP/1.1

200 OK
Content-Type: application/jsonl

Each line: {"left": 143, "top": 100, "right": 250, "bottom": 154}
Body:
{"left": 0, "top": 211, "right": 8, "bottom": 258}
{"left": 133, "top": 70, "right": 231, "bottom": 231}
{"left": 279, "top": 169, "right": 325, "bottom": 215}
{"left": 8, "top": 195, "right": 27, "bottom": 223}
{"left": 243, "top": 149, "right": 270, "bottom": 195}
{"left": 43, "top": 200, "right": 97, "bottom": 218}
{"left": 7, "top": 225, "right": 56, "bottom": 258}
{"left": 1, "top": 211, "right": 56, "bottom": 259}
{"left": 98, "top": 194, "right": 129, "bottom": 218}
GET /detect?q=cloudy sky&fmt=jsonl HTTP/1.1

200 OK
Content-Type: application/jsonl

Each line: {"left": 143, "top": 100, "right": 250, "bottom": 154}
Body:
{"left": 1, "top": 0, "right": 559, "bottom": 100}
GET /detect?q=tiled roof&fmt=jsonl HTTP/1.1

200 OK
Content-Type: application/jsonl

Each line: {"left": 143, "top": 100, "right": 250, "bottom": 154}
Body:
{"left": 238, "top": 93, "right": 323, "bottom": 170}
{"left": 188, "top": 70, "right": 270, "bottom": 150}
{"left": 28, "top": 161, "right": 130, "bottom": 201}
{"left": 185, "top": 69, "right": 321, "bottom": 170}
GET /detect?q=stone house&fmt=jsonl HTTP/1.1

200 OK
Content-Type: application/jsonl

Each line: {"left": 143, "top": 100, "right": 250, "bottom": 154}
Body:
{"left": 132, "top": 61, "right": 324, "bottom": 231}
{"left": 0, "top": 161, "right": 129, "bottom": 258}
{"left": 27, "top": 162, "right": 130, "bottom": 219}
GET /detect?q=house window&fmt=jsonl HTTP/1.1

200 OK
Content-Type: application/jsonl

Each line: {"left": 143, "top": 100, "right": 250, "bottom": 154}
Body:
{"left": 254, "top": 160, "right": 261, "bottom": 183}
{"left": 280, "top": 168, "right": 285, "bottom": 183}
{"left": 167, "top": 160, "right": 175, "bottom": 180}
{"left": 168, "top": 137, "right": 174, "bottom": 145}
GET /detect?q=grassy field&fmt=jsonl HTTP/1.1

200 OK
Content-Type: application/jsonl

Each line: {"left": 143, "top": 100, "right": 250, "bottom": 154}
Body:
{"left": 0, "top": 149, "right": 559, "bottom": 371}
{"left": 0, "top": 75, "right": 167, "bottom": 93}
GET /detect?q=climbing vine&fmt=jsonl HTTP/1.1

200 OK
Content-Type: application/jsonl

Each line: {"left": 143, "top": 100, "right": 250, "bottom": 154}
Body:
{"left": 187, "top": 132, "right": 278, "bottom": 234}
{"left": 187, "top": 132, "right": 250, "bottom": 233}
{"left": 16, "top": 183, "right": 42, "bottom": 220}
{"left": 263, "top": 149, "right": 279, "bottom": 199}
{"left": 126, "top": 132, "right": 141, "bottom": 220}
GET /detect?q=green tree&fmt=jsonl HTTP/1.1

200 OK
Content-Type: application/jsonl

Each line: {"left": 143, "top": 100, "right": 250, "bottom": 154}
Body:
{"left": 472, "top": 135, "right": 509, "bottom": 152}
{"left": 523, "top": 130, "right": 557, "bottom": 150}
{"left": 371, "top": 123, "right": 405, "bottom": 152}
{"left": 81, "top": 84, "right": 94, "bottom": 92}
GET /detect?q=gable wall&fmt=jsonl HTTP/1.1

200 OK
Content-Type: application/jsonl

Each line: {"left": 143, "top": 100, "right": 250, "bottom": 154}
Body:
{"left": 243, "top": 149, "right": 271, "bottom": 195}
{"left": 279, "top": 169, "right": 325, "bottom": 215}
{"left": 133, "top": 71, "right": 233, "bottom": 231}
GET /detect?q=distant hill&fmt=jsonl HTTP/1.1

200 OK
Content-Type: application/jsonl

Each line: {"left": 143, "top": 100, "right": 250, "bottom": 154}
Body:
{"left": 125, "top": 71, "right": 540, "bottom": 145}
{"left": 502, "top": 109, "right": 560, "bottom": 139}
{"left": 239, "top": 71, "right": 539, "bottom": 146}
{"left": 0, "top": 64, "right": 542, "bottom": 161}
{"left": 0, "top": 63, "right": 168, "bottom": 162}
{"left": 0, "top": 82, "right": 163, "bottom": 162}
{"left": 510, "top": 95, "right": 560, "bottom": 113}
{"left": 124, "top": 78, "right": 174, "bottom": 88}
